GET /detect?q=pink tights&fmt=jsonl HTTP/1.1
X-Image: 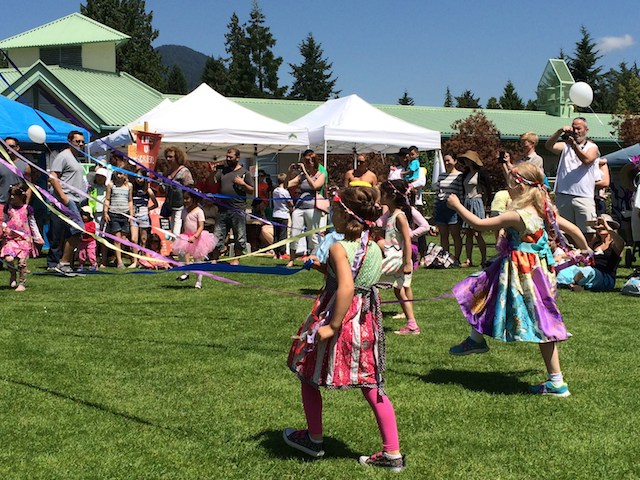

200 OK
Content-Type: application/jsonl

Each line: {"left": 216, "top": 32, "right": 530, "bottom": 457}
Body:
{"left": 301, "top": 382, "right": 400, "bottom": 452}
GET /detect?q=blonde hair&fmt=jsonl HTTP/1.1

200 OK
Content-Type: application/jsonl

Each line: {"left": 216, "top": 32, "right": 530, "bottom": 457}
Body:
{"left": 520, "top": 131, "right": 539, "bottom": 146}
{"left": 507, "top": 163, "right": 547, "bottom": 217}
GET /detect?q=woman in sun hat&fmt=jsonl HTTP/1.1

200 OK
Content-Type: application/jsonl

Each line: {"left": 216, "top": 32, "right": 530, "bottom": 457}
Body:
{"left": 458, "top": 150, "right": 491, "bottom": 267}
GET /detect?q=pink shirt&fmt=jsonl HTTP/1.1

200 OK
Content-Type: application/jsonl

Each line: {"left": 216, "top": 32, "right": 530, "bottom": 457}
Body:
{"left": 181, "top": 206, "right": 205, "bottom": 234}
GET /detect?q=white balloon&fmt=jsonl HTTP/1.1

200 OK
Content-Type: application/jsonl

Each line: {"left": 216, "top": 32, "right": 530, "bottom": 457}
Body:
{"left": 569, "top": 82, "right": 593, "bottom": 108}
{"left": 27, "top": 124, "right": 47, "bottom": 144}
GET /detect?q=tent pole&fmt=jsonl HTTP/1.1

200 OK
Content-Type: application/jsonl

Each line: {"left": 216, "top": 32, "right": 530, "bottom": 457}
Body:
{"left": 324, "top": 140, "right": 327, "bottom": 170}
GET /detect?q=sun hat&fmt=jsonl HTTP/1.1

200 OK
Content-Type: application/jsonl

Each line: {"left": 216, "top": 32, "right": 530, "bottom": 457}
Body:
{"left": 458, "top": 150, "right": 483, "bottom": 167}
{"left": 80, "top": 205, "right": 94, "bottom": 217}
{"left": 599, "top": 214, "right": 620, "bottom": 231}
{"left": 619, "top": 163, "right": 640, "bottom": 191}
{"left": 95, "top": 167, "right": 110, "bottom": 178}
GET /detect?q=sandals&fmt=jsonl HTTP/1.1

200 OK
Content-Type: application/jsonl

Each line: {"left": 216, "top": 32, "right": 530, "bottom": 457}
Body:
{"left": 460, "top": 260, "right": 473, "bottom": 268}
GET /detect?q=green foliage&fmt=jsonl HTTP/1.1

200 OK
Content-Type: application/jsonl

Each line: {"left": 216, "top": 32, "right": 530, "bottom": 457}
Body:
{"left": 525, "top": 99, "right": 537, "bottom": 110}
{"left": 224, "top": 12, "right": 257, "bottom": 97}
{"left": 443, "top": 86, "right": 454, "bottom": 107}
{"left": 455, "top": 90, "right": 481, "bottom": 108}
{"left": 289, "top": 33, "right": 339, "bottom": 101}
{"left": 398, "top": 90, "right": 415, "bottom": 106}
{"left": 166, "top": 64, "right": 188, "bottom": 95}
{"left": 80, "top": 0, "right": 166, "bottom": 92}
{"left": 201, "top": 56, "right": 230, "bottom": 95}
{"left": 499, "top": 80, "right": 524, "bottom": 110}
{"left": 246, "top": 1, "right": 286, "bottom": 98}
{"left": 1, "top": 256, "right": 639, "bottom": 478}
{"left": 566, "top": 25, "right": 603, "bottom": 111}
{"left": 486, "top": 97, "right": 500, "bottom": 109}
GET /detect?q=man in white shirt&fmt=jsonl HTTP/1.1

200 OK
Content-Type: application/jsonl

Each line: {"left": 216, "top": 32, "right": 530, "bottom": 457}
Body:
{"left": 545, "top": 117, "right": 600, "bottom": 242}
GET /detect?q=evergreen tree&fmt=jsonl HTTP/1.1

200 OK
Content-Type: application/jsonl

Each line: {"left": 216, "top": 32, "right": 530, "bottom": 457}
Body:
{"left": 525, "top": 99, "right": 537, "bottom": 110}
{"left": 443, "top": 86, "right": 453, "bottom": 107}
{"left": 224, "top": 12, "right": 257, "bottom": 97}
{"left": 201, "top": 56, "right": 231, "bottom": 96}
{"left": 486, "top": 97, "right": 500, "bottom": 109}
{"left": 566, "top": 26, "right": 603, "bottom": 110}
{"left": 455, "top": 90, "right": 481, "bottom": 108}
{"left": 80, "top": 0, "right": 166, "bottom": 91}
{"left": 398, "top": 90, "right": 415, "bottom": 106}
{"left": 246, "top": 1, "right": 286, "bottom": 97}
{"left": 600, "top": 62, "right": 640, "bottom": 114}
{"left": 499, "top": 80, "right": 525, "bottom": 110}
{"left": 166, "top": 64, "right": 188, "bottom": 95}
{"left": 289, "top": 33, "right": 339, "bottom": 100}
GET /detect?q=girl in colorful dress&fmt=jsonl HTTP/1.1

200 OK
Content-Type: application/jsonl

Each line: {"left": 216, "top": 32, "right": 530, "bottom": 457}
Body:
{"left": 378, "top": 179, "right": 420, "bottom": 335}
{"left": 446, "top": 163, "right": 591, "bottom": 397}
{"left": 285, "top": 186, "right": 404, "bottom": 471}
{"left": 1, "top": 183, "right": 43, "bottom": 291}
{"left": 172, "top": 190, "right": 216, "bottom": 289}
{"left": 128, "top": 170, "right": 158, "bottom": 269}
{"left": 138, "top": 233, "right": 171, "bottom": 270}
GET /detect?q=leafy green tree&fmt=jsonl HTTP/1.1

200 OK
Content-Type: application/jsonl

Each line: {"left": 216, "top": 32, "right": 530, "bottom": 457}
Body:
{"left": 398, "top": 90, "right": 415, "bottom": 105}
{"left": 455, "top": 90, "right": 481, "bottom": 108}
{"left": 224, "top": 12, "right": 257, "bottom": 97}
{"left": 443, "top": 86, "right": 453, "bottom": 107}
{"left": 499, "top": 80, "right": 525, "bottom": 110}
{"left": 525, "top": 99, "right": 537, "bottom": 110}
{"left": 246, "top": 1, "right": 286, "bottom": 97}
{"left": 166, "top": 64, "right": 188, "bottom": 94}
{"left": 566, "top": 25, "right": 603, "bottom": 111}
{"left": 486, "top": 97, "right": 500, "bottom": 109}
{"left": 289, "top": 33, "right": 339, "bottom": 100}
{"left": 201, "top": 56, "right": 230, "bottom": 95}
{"left": 80, "top": 0, "right": 166, "bottom": 91}
{"left": 600, "top": 62, "right": 640, "bottom": 114}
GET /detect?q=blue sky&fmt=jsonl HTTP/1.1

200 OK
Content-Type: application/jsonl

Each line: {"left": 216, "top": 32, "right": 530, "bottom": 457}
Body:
{"left": 5, "top": 0, "right": 639, "bottom": 106}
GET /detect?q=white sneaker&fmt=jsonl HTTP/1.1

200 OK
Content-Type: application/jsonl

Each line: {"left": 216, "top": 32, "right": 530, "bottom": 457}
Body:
{"left": 392, "top": 313, "right": 406, "bottom": 320}
{"left": 194, "top": 281, "right": 202, "bottom": 289}
{"left": 176, "top": 273, "right": 190, "bottom": 282}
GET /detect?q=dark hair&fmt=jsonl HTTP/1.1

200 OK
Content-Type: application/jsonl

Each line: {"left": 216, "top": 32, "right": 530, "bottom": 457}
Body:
{"left": 164, "top": 146, "right": 186, "bottom": 165}
{"left": 336, "top": 186, "right": 382, "bottom": 239}
{"left": 134, "top": 168, "right": 149, "bottom": 191}
{"left": 146, "top": 233, "right": 162, "bottom": 251}
{"left": 409, "top": 146, "right": 419, "bottom": 154}
{"left": 67, "top": 130, "right": 84, "bottom": 142}
{"left": 9, "top": 183, "right": 28, "bottom": 203}
{"left": 5, "top": 137, "right": 19, "bottom": 146}
{"left": 380, "top": 179, "right": 413, "bottom": 225}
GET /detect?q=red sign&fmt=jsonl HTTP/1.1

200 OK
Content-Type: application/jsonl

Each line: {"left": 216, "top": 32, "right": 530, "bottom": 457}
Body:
{"left": 136, "top": 131, "right": 163, "bottom": 170}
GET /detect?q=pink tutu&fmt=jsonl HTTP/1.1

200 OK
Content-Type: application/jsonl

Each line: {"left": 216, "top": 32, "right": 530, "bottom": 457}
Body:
{"left": 172, "top": 231, "right": 217, "bottom": 259}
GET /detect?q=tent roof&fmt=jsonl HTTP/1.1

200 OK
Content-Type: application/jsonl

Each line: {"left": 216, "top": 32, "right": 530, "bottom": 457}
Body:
{"left": 0, "top": 13, "right": 129, "bottom": 49}
{"left": 0, "top": 95, "right": 90, "bottom": 144}
{"left": 290, "top": 94, "right": 441, "bottom": 153}
{"left": 602, "top": 143, "right": 640, "bottom": 167}
{"left": 139, "top": 84, "right": 309, "bottom": 158}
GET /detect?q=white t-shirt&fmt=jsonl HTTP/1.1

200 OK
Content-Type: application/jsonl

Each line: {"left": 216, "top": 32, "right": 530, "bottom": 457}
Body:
{"left": 554, "top": 141, "right": 600, "bottom": 198}
{"left": 272, "top": 186, "right": 292, "bottom": 219}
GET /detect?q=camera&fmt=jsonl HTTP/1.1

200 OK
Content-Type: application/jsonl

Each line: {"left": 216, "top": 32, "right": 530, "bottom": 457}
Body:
{"left": 498, "top": 151, "right": 507, "bottom": 164}
{"left": 437, "top": 190, "right": 450, "bottom": 202}
{"left": 561, "top": 131, "right": 575, "bottom": 141}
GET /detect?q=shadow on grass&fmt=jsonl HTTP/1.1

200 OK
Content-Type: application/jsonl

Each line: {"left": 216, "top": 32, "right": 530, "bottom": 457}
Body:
{"left": 416, "top": 368, "right": 537, "bottom": 395}
{"left": 252, "top": 429, "right": 360, "bottom": 460}
{"left": 0, "top": 375, "right": 188, "bottom": 434}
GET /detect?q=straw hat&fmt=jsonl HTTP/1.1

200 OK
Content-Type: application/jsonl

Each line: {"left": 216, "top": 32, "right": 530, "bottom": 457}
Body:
{"left": 619, "top": 163, "right": 640, "bottom": 191}
{"left": 599, "top": 214, "right": 620, "bottom": 231}
{"left": 458, "top": 150, "right": 483, "bottom": 167}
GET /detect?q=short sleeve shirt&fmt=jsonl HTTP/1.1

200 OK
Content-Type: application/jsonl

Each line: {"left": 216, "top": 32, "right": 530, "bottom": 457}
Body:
{"left": 51, "top": 149, "right": 85, "bottom": 202}
{"left": 215, "top": 165, "right": 254, "bottom": 210}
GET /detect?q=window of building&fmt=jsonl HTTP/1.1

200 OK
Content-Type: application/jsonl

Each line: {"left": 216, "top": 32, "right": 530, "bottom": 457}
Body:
{"left": 40, "top": 46, "right": 82, "bottom": 68}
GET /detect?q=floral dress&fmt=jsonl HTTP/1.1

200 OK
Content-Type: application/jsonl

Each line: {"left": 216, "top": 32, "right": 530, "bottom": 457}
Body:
{"left": 452, "top": 209, "right": 568, "bottom": 343}
{"left": 1, "top": 204, "right": 38, "bottom": 259}
{"left": 288, "top": 239, "right": 387, "bottom": 391}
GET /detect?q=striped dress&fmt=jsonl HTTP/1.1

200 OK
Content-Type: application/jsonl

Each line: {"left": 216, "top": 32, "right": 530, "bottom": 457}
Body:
{"left": 288, "top": 240, "right": 386, "bottom": 391}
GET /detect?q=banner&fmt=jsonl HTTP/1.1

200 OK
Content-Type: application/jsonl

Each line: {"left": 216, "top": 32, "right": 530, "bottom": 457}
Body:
{"left": 135, "top": 131, "right": 163, "bottom": 170}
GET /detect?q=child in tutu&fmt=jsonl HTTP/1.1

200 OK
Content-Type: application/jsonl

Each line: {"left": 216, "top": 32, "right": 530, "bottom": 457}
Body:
{"left": 172, "top": 190, "right": 216, "bottom": 288}
{"left": 138, "top": 233, "right": 171, "bottom": 270}
{"left": 1, "top": 183, "right": 44, "bottom": 291}
{"left": 285, "top": 186, "right": 405, "bottom": 472}
{"left": 446, "top": 163, "right": 591, "bottom": 397}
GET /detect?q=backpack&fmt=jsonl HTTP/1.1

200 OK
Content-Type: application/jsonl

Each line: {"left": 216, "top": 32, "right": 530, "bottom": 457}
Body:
{"left": 423, "top": 242, "right": 456, "bottom": 269}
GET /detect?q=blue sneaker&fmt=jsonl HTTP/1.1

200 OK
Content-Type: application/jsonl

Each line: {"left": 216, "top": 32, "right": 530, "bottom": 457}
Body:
{"left": 449, "top": 337, "right": 489, "bottom": 356}
{"left": 528, "top": 380, "right": 571, "bottom": 397}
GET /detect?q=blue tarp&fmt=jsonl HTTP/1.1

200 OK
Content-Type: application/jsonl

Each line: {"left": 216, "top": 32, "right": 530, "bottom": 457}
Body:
{"left": 603, "top": 143, "right": 640, "bottom": 167}
{"left": 0, "top": 95, "right": 90, "bottom": 145}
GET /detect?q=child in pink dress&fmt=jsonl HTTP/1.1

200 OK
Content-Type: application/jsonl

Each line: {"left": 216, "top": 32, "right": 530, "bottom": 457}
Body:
{"left": 172, "top": 190, "right": 216, "bottom": 288}
{"left": 77, "top": 206, "right": 98, "bottom": 271}
{"left": 1, "top": 184, "right": 43, "bottom": 291}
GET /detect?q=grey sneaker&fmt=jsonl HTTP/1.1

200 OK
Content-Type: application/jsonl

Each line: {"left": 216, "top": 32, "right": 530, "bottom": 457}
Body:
{"left": 359, "top": 451, "right": 405, "bottom": 472}
{"left": 449, "top": 336, "right": 489, "bottom": 356}
{"left": 54, "top": 263, "right": 74, "bottom": 275}
{"left": 283, "top": 428, "right": 324, "bottom": 457}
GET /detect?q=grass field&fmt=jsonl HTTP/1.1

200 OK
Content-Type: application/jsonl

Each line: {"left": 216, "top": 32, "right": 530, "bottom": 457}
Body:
{"left": 0, "top": 248, "right": 638, "bottom": 479}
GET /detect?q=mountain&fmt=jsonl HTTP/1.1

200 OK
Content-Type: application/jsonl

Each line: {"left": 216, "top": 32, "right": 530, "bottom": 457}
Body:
{"left": 156, "top": 44, "right": 210, "bottom": 92}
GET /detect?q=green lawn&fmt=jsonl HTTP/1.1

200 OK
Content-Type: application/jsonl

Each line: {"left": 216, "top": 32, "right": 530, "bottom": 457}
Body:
{"left": 0, "top": 250, "right": 638, "bottom": 479}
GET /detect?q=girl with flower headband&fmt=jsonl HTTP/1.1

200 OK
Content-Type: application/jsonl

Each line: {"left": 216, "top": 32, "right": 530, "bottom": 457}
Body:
{"left": 285, "top": 186, "right": 406, "bottom": 472}
{"left": 378, "top": 179, "right": 420, "bottom": 335}
{"left": 446, "top": 163, "right": 591, "bottom": 397}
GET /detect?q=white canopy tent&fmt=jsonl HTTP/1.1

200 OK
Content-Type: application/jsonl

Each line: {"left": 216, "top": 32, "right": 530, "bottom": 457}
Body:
{"left": 130, "top": 84, "right": 309, "bottom": 160}
{"left": 290, "top": 94, "right": 441, "bottom": 157}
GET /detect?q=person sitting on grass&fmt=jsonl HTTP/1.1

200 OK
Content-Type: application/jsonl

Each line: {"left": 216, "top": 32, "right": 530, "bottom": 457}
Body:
{"left": 446, "top": 163, "right": 591, "bottom": 397}
{"left": 556, "top": 214, "right": 624, "bottom": 292}
{"left": 285, "top": 186, "right": 405, "bottom": 472}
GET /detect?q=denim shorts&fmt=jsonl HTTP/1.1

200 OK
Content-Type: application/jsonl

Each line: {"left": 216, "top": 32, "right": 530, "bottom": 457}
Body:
{"left": 107, "top": 212, "right": 130, "bottom": 234}
{"left": 434, "top": 200, "right": 459, "bottom": 225}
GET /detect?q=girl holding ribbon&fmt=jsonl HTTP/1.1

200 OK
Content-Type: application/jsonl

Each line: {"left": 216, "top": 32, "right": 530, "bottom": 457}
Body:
{"left": 446, "top": 163, "right": 591, "bottom": 397}
{"left": 285, "top": 186, "right": 405, "bottom": 472}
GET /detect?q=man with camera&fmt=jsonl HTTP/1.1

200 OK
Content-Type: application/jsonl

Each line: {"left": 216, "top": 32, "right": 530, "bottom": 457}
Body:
{"left": 545, "top": 117, "right": 600, "bottom": 242}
